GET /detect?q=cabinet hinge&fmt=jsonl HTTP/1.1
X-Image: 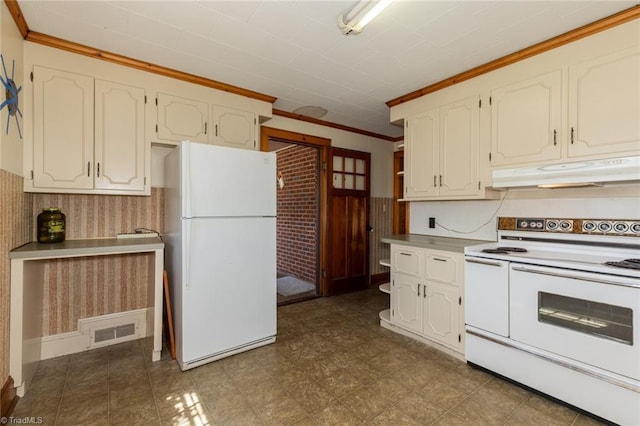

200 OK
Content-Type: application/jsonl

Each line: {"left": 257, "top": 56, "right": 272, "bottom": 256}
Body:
{"left": 30, "top": 170, "right": 33, "bottom": 180}
{"left": 478, "top": 181, "right": 480, "bottom": 190}
{"left": 144, "top": 177, "right": 147, "bottom": 185}
{"left": 392, "top": 279, "right": 394, "bottom": 287}
{"left": 458, "top": 334, "right": 461, "bottom": 343}
{"left": 479, "top": 98, "right": 482, "bottom": 108}
{"left": 254, "top": 140, "right": 256, "bottom": 148}
{"left": 204, "top": 122, "right": 207, "bottom": 135}
{"left": 459, "top": 296, "right": 462, "bottom": 305}
{"left": 215, "top": 124, "right": 218, "bottom": 136}
{"left": 489, "top": 96, "right": 492, "bottom": 106}
{"left": 30, "top": 71, "right": 33, "bottom": 82}
{"left": 155, "top": 124, "right": 158, "bottom": 133}
{"left": 155, "top": 97, "right": 158, "bottom": 106}
{"left": 489, "top": 152, "right": 492, "bottom": 162}
{"left": 144, "top": 95, "right": 147, "bottom": 104}
{"left": 254, "top": 117, "right": 257, "bottom": 125}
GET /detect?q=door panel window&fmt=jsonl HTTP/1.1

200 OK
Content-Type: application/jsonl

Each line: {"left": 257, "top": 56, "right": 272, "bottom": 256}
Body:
{"left": 332, "top": 155, "right": 367, "bottom": 191}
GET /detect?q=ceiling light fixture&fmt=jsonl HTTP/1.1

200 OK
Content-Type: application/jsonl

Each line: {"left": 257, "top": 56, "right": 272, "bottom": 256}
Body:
{"left": 338, "top": 0, "right": 395, "bottom": 35}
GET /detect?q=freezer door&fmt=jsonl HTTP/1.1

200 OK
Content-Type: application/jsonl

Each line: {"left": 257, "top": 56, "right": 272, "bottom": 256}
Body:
{"left": 180, "top": 217, "right": 276, "bottom": 364}
{"left": 181, "top": 142, "right": 276, "bottom": 218}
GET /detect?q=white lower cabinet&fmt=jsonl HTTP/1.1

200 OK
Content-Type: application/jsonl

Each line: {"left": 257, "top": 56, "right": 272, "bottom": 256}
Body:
{"left": 388, "top": 244, "right": 464, "bottom": 356}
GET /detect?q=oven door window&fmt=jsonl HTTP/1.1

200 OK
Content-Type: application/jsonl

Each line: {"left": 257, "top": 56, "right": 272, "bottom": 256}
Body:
{"left": 538, "top": 292, "right": 633, "bottom": 345}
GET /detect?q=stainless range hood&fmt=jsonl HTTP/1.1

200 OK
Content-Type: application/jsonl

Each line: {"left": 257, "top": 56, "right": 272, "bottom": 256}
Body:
{"left": 491, "top": 156, "right": 640, "bottom": 189}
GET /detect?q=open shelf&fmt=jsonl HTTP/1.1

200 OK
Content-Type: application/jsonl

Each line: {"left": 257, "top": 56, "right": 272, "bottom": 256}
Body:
{"left": 379, "top": 283, "right": 390, "bottom": 294}
{"left": 379, "top": 309, "right": 391, "bottom": 325}
{"left": 379, "top": 258, "right": 391, "bottom": 268}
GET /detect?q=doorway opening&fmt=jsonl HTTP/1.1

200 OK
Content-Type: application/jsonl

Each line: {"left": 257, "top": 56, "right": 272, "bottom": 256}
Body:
{"left": 261, "top": 127, "right": 329, "bottom": 305}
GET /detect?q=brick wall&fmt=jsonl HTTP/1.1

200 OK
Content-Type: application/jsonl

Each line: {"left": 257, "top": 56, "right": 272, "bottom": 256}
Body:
{"left": 276, "top": 145, "right": 319, "bottom": 284}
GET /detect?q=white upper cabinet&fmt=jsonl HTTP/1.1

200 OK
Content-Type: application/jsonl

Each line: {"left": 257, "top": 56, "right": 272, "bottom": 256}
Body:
{"left": 156, "top": 93, "right": 209, "bottom": 144}
{"left": 29, "top": 66, "right": 149, "bottom": 195}
{"left": 154, "top": 96, "right": 258, "bottom": 150}
{"left": 33, "top": 66, "right": 94, "bottom": 190}
{"left": 439, "top": 95, "right": 480, "bottom": 197}
{"left": 212, "top": 106, "right": 257, "bottom": 150}
{"left": 568, "top": 47, "right": 640, "bottom": 159}
{"left": 405, "top": 109, "right": 438, "bottom": 198}
{"left": 489, "top": 70, "right": 562, "bottom": 166}
{"left": 403, "top": 94, "right": 495, "bottom": 201}
{"left": 94, "top": 80, "right": 147, "bottom": 192}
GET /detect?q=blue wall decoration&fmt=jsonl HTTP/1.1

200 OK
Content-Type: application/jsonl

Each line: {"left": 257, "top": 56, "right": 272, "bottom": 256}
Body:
{"left": 0, "top": 54, "right": 23, "bottom": 139}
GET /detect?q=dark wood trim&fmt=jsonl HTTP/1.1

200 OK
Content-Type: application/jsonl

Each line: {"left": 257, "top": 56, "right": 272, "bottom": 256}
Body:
{"left": 387, "top": 5, "right": 640, "bottom": 107}
{"left": 370, "top": 271, "right": 390, "bottom": 287}
{"left": 4, "top": 0, "right": 29, "bottom": 38}
{"left": 260, "top": 126, "right": 330, "bottom": 297}
{"left": 1, "top": 376, "right": 18, "bottom": 419}
{"left": 273, "top": 108, "right": 397, "bottom": 142}
{"left": 261, "top": 126, "right": 330, "bottom": 148}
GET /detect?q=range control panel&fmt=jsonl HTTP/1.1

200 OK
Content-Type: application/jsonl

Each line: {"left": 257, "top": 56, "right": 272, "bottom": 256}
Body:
{"left": 498, "top": 217, "right": 640, "bottom": 236}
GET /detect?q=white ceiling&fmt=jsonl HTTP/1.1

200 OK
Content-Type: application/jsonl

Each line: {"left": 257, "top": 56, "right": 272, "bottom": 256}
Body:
{"left": 18, "top": 1, "right": 636, "bottom": 138}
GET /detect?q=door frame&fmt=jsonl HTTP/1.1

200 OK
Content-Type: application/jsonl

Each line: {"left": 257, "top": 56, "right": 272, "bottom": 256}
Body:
{"left": 260, "top": 126, "right": 331, "bottom": 296}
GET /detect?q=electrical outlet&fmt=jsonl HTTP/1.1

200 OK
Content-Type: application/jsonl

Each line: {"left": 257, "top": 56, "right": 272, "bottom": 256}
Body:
{"left": 429, "top": 217, "right": 436, "bottom": 228}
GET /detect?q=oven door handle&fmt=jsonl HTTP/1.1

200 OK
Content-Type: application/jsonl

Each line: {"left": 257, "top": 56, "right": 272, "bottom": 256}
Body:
{"left": 511, "top": 266, "right": 640, "bottom": 289}
{"left": 465, "top": 258, "right": 503, "bottom": 267}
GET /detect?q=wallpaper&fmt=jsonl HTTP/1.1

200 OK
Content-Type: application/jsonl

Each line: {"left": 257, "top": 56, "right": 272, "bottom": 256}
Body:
{"left": 0, "top": 171, "right": 33, "bottom": 391}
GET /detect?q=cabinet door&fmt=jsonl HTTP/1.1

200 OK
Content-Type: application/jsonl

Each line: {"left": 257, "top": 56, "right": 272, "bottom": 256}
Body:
{"left": 94, "top": 80, "right": 147, "bottom": 192}
{"left": 422, "top": 281, "right": 460, "bottom": 350}
{"left": 32, "top": 66, "right": 94, "bottom": 190}
{"left": 405, "top": 110, "right": 438, "bottom": 198}
{"left": 438, "top": 95, "right": 479, "bottom": 197}
{"left": 391, "top": 273, "right": 422, "bottom": 334}
{"left": 425, "top": 251, "right": 461, "bottom": 285}
{"left": 212, "top": 106, "right": 257, "bottom": 150}
{"left": 568, "top": 47, "right": 640, "bottom": 158}
{"left": 490, "top": 71, "right": 562, "bottom": 166}
{"left": 156, "top": 93, "right": 209, "bottom": 144}
{"left": 391, "top": 245, "right": 423, "bottom": 278}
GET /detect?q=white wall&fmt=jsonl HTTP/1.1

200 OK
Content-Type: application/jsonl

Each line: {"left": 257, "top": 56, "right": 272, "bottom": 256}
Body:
{"left": 410, "top": 184, "right": 640, "bottom": 241}
{"left": 0, "top": 2, "right": 24, "bottom": 175}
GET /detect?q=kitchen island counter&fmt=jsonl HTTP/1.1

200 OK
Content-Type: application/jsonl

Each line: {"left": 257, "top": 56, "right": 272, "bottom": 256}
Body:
{"left": 381, "top": 234, "right": 492, "bottom": 253}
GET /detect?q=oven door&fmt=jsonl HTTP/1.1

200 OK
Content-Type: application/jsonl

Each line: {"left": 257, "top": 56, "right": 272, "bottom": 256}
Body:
{"left": 509, "top": 263, "right": 639, "bottom": 381}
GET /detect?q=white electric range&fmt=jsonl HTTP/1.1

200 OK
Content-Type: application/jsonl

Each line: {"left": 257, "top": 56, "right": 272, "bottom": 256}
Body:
{"left": 464, "top": 217, "right": 639, "bottom": 425}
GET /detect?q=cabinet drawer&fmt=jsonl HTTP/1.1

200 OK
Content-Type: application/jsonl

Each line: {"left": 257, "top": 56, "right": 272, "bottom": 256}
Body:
{"left": 425, "top": 252, "right": 460, "bottom": 284}
{"left": 391, "top": 246, "right": 423, "bottom": 277}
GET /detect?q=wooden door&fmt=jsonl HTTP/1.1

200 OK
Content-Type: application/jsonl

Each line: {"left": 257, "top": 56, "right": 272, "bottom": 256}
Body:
{"left": 327, "top": 148, "right": 370, "bottom": 296}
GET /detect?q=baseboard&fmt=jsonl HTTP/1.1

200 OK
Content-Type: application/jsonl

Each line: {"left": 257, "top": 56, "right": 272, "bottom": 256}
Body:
{"left": 1, "top": 376, "right": 18, "bottom": 419}
{"left": 370, "top": 272, "right": 390, "bottom": 287}
{"left": 40, "top": 308, "right": 153, "bottom": 359}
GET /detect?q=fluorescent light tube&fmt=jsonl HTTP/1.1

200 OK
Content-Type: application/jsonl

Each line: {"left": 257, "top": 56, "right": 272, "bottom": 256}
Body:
{"left": 339, "top": 0, "right": 395, "bottom": 35}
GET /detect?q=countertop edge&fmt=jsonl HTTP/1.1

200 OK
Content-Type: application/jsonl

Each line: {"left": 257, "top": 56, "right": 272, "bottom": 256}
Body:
{"left": 10, "top": 237, "right": 164, "bottom": 260}
{"left": 380, "top": 234, "right": 493, "bottom": 253}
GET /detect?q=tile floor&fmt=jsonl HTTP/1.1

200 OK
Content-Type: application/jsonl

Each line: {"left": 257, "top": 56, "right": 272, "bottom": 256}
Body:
{"left": 12, "top": 289, "right": 606, "bottom": 425}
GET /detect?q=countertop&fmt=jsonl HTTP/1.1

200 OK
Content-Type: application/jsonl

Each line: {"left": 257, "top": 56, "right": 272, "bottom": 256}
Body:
{"left": 10, "top": 237, "right": 164, "bottom": 260}
{"left": 380, "top": 234, "right": 492, "bottom": 253}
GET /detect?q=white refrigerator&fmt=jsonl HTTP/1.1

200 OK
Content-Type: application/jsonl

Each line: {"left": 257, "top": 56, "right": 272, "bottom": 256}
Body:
{"left": 164, "top": 141, "right": 277, "bottom": 371}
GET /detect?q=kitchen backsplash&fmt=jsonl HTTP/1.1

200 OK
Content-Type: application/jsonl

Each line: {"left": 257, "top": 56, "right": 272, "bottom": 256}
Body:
{"left": 32, "top": 188, "right": 164, "bottom": 335}
{"left": 410, "top": 186, "right": 640, "bottom": 241}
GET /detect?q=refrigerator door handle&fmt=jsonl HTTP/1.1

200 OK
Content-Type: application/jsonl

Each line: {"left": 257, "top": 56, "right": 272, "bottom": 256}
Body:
{"left": 184, "top": 219, "right": 191, "bottom": 290}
